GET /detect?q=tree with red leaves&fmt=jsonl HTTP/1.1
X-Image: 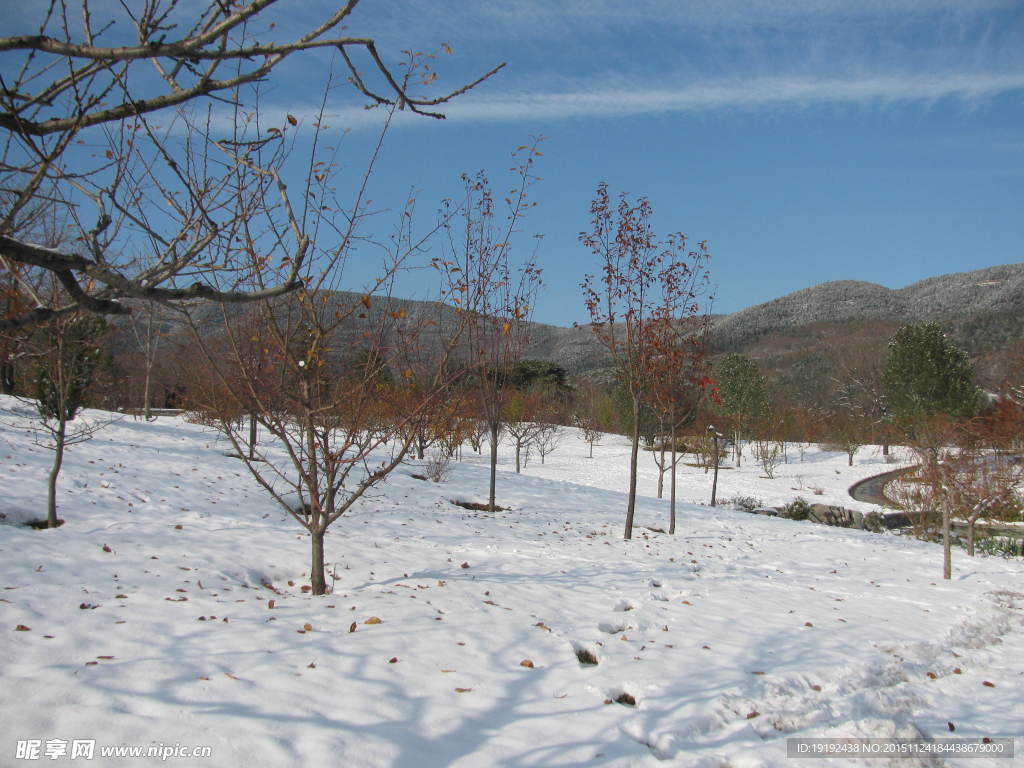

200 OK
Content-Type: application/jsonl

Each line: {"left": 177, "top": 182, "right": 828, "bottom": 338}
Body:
{"left": 580, "top": 183, "right": 712, "bottom": 539}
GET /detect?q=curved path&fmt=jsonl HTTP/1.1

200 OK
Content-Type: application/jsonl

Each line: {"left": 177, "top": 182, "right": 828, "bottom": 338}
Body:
{"left": 847, "top": 466, "right": 916, "bottom": 508}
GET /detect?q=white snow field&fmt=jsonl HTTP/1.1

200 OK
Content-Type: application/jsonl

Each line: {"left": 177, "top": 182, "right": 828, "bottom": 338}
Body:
{"left": 1, "top": 394, "right": 1022, "bottom": 767}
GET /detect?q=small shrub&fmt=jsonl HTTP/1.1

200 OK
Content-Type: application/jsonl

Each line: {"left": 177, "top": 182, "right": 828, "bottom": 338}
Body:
{"left": 975, "top": 537, "right": 1023, "bottom": 558}
{"left": 423, "top": 451, "right": 453, "bottom": 483}
{"left": 783, "top": 497, "right": 811, "bottom": 521}
{"left": 726, "top": 495, "right": 763, "bottom": 513}
{"left": 753, "top": 439, "right": 783, "bottom": 478}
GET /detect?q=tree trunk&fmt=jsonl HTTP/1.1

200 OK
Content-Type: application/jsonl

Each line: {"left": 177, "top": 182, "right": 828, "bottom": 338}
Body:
{"left": 0, "top": 360, "right": 14, "bottom": 394}
{"left": 966, "top": 516, "right": 977, "bottom": 557}
{"left": 515, "top": 440, "right": 521, "bottom": 473}
{"left": 669, "top": 420, "right": 677, "bottom": 535}
{"left": 488, "top": 421, "right": 499, "bottom": 512}
{"left": 47, "top": 419, "right": 67, "bottom": 528}
{"left": 624, "top": 394, "right": 640, "bottom": 540}
{"left": 710, "top": 437, "right": 720, "bottom": 507}
{"left": 310, "top": 526, "right": 327, "bottom": 595}
{"left": 248, "top": 412, "right": 258, "bottom": 460}
{"left": 143, "top": 364, "right": 153, "bottom": 420}
{"left": 942, "top": 500, "right": 952, "bottom": 580}
{"left": 656, "top": 443, "right": 665, "bottom": 499}
{"left": 588, "top": 439, "right": 594, "bottom": 459}
{"left": 848, "top": 450, "right": 854, "bottom": 467}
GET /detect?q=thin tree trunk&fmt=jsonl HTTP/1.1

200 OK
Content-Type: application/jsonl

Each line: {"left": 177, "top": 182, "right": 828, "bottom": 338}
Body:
{"left": 514, "top": 438, "right": 522, "bottom": 473}
{"left": 488, "top": 420, "right": 499, "bottom": 512}
{"left": 310, "top": 526, "right": 327, "bottom": 595}
{"left": 47, "top": 419, "right": 67, "bottom": 528}
{"left": 248, "top": 412, "right": 257, "bottom": 460}
{"left": 143, "top": 364, "right": 152, "bottom": 420}
{"left": 657, "top": 443, "right": 665, "bottom": 499}
{"left": 0, "top": 360, "right": 14, "bottom": 394}
{"left": 942, "top": 500, "right": 952, "bottom": 580}
{"left": 669, "top": 419, "right": 677, "bottom": 535}
{"left": 966, "top": 517, "right": 977, "bottom": 557}
{"left": 588, "top": 439, "right": 594, "bottom": 459}
{"left": 625, "top": 394, "right": 640, "bottom": 540}
{"left": 710, "top": 437, "right": 720, "bottom": 507}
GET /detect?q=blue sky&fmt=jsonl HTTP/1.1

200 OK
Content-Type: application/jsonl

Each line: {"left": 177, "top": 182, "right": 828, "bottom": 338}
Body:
{"left": 13, "top": 0, "right": 1024, "bottom": 327}
{"left": 305, "top": 0, "right": 1024, "bottom": 326}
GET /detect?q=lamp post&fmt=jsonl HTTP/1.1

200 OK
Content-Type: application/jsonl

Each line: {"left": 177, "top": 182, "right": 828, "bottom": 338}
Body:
{"left": 708, "top": 424, "right": 722, "bottom": 507}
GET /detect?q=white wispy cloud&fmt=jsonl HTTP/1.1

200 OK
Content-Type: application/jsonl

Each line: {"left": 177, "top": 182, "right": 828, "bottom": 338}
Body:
{"left": 310, "top": 70, "right": 1024, "bottom": 128}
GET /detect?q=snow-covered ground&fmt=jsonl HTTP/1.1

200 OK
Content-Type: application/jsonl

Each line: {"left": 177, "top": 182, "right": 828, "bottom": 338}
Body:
{"left": 1, "top": 395, "right": 1022, "bottom": 767}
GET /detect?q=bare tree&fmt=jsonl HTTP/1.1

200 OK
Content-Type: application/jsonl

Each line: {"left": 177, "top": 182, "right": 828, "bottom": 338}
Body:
{"left": 184, "top": 116, "right": 476, "bottom": 595}
{"left": 27, "top": 311, "right": 109, "bottom": 527}
{"left": 444, "top": 144, "right": 544, "bottom": 511}
{"left": 532, "top": 421, "right": 563, "bottom": 465}
{"left": 572, "top": 379, "right": 613, "bottom": 458}
{"left": 0, "top": 0, "right": 503, "bottom": 332}
{"left": 503, "top": 388, "right": 547, "bottom": 473}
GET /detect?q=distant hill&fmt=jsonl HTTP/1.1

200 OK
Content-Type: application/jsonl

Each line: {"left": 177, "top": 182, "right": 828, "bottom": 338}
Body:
{"left": 116, "top": 263, "right": 1024, "bottom": 401}
{"left": 520, "top": 263, "right": 1024, "bottom": 395}
{"left": 712, "top": 264, "right": 1024, "bottom": 357}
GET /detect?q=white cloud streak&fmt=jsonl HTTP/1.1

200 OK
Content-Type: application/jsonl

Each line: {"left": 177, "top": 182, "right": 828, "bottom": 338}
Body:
{"left": 315, "top": 71, "right": 1024, "bottom": 129}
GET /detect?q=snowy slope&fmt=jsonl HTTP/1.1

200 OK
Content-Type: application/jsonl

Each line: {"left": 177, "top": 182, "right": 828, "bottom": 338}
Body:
{"left": 1, "top": 395, "right": 1022, "bottom": 767}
